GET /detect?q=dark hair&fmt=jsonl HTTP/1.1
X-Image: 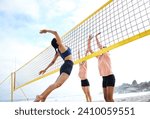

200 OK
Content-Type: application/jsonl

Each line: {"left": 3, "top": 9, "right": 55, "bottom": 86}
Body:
{"left": 51, "top": 38, "right": 58, "bottom": 50}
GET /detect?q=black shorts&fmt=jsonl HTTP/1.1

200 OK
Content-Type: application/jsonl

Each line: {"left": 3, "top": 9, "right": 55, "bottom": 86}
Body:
{"left": 81, "top": 79, "right": 90, "bottom": 87}
{"left": 60, "top": 60, "right": 73, "bottom": 75}
{"left": 102, "top": 74, "right": 115, "bottom": 88}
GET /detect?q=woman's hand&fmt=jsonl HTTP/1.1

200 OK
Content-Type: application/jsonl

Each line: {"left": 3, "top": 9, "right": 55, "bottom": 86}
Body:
{"left": 39, "top": 29, "right": 48, "bottom": 34}
{"left": 39, "top": 69, "right": 46, "bottom": 75}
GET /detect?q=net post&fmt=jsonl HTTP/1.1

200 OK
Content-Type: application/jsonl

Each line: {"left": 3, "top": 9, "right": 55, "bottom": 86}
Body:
{"left": 11, "top": 72, "right": 15, "bottom": 102}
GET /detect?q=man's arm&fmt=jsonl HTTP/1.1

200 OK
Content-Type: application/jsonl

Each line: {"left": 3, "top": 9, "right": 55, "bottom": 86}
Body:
{"left": 85, "top": 49, "right": 89, "bottom": 56}
{"left": 95, "top": 32, "right": 103, "bottom": 49}
{"left": 87, "top": 35, "right": 94, "bottom": 54}
{"left": 78, "top": 50, "right": 81, "bottom": 59}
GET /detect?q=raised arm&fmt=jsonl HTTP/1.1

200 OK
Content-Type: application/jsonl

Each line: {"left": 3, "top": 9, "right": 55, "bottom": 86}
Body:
{"left": 95, "top": 32, "right": 103, "bottom": 49}
{"left": 78, "top": 50, "right": 81, "bottom": 59}
{"left": 39, "top": 52, "right": 59, "bottom": 75}
{"left": 87, "top": 35, "right": 94, "bottom": 54}
{"left": 78, "top": 50, "right": 83, "bottom": 64}
{"left": 85, "top": 49, "right": 89, "bottom": 56}
{"left": 40, "top": 29, "right": 63, "bottom": 46}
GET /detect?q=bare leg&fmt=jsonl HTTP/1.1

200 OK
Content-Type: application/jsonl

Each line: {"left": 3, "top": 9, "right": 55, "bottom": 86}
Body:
{"left": 82, "top": 87, "right": 88, "bottom": 102}
{"left": 106, "top": 86, "right": 114, "bottom": 102}
{"left": 86, "top": 87, "right": 92, "bottom": 102}
{"left": 82, "top": 86, "right": 92, "bottom": 102}
{"left": 34, "top": 73, "right": 69, "bottom": 102}
{"left": 103, "top": 88, "right": 107, "bottom": 102}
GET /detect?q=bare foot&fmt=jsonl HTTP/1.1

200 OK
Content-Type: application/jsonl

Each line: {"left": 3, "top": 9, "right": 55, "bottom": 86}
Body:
{"left": 34, "top": 95, "right": 46, "bottom": 102}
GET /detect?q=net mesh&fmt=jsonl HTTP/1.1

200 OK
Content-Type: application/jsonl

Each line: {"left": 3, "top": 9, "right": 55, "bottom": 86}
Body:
{"left": 0, "top": 75, "right": 11, "bottom": 102}
{"left": 14, "top": 0, "right": 150, "bottom": 90}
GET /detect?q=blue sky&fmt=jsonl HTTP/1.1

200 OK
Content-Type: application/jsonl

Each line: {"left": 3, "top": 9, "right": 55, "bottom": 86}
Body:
{"left": 0, "top": 0, "right": 150, "bottom": 101}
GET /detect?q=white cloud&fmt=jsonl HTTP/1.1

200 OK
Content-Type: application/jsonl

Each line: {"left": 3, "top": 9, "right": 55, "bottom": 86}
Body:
{"left": 68, "top": 0, "right": 108, "bottom": 24}
{"left": 0, "top": 39, "right": 43, "bottom": 75}
{"left": 45, "top": 0, "right": 78, "bottom": 21}
{"left": 56, "top": 0, "right": 76, "bottom": 12}
{"left": 0, "top": 0, "right": 40, "bottom": 20}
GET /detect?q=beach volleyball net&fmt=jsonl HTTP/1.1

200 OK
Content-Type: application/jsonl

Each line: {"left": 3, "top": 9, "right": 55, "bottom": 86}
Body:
{"left": 0, "top": 0, "right": 150, "bottom": 101}
{"left": 0, "top": 75, "right": 11, "bottom": 101}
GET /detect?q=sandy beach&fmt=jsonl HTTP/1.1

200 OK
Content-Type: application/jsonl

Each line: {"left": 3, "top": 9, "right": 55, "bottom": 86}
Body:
{"left": 44, "top": 91, "right": 150, "bottom": 102}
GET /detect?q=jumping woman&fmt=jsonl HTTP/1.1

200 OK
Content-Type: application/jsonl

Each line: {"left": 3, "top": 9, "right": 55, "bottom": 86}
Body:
{"left": 34, "top": 29, "right": 73, "bottom": 102}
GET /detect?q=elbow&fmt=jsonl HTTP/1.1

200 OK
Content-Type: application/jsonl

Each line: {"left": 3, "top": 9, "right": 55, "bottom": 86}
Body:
{"left": 53, "top": 31, "right": 58, "bottom": 35}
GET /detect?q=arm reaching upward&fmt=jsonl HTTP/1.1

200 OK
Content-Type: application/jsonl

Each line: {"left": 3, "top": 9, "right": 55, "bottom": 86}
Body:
{"left": 78, "top": 50, "right": 81, "bottom": 59}
{"left": 39, "top": 52, "right": 59, "bottom": 75}
{"left": 40, "top": 29, "right": 63, "bottom": 46}
{"left": 85, "top": 49, "right": 89, "bottom": 56}
{"left": 78, "top": 50, "right": 83, "bottom": 64}
{"left": 95, "top": 32, "right": 103, "bottom": 49}
{"left": 78, "top": 35, "right": 93, "bottom": 60}
{"left": 87, "top": 35, "right": 94, "bottom": 54}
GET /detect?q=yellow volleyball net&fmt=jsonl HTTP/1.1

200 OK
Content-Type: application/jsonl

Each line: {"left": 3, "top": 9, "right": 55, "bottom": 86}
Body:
{"left": 0, "top": 75, "right": 12, "bottom": 102}
{"left": 1, "top": 0, "right": 150, "bottom": 101}
{"left": 14, "top": 0, "right": 150, "bottom": 90}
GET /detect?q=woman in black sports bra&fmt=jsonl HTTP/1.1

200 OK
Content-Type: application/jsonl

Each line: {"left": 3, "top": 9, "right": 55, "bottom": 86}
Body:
{"left": 34, "top": 29, "right": 73, "bottom": 102}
